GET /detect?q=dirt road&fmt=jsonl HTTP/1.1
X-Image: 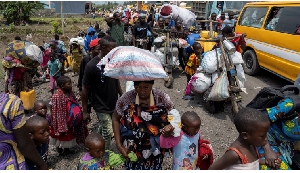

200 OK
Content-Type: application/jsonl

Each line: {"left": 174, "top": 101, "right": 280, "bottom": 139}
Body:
{"left": 0, "top": 65, "right": 292, "bottom": 169}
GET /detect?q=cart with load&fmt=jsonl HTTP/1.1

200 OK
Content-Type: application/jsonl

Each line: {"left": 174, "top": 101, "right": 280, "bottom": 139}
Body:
{"left": 187, "top": 20, "right": 246, "bottom": 115}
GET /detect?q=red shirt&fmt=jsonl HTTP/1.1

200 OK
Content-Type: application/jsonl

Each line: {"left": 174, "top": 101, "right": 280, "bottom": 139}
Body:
{"left": 231, "top": 32, "right": 246, "bottom": 53}
{"left": 215, "top": 32, "right": 246, "bottom": 53}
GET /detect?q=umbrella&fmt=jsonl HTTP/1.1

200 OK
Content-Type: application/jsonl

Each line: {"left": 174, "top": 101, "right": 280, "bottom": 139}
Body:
{"left": 98, "top": 46, "right": 168, "bottom": 81}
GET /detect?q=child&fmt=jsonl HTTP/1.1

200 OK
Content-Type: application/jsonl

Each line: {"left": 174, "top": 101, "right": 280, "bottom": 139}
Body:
{"left": 50, "top": 76, "right": 88, "bottom": 155}
{"left": 160, "top": 111, "right": 203, "bottom": 170}
{"left": 209, "top": 107, "right": 271, "bottom": 170}
{"left": 25, "top": 116, "right": 50, "bottom": 170}
{"left": 183, "top": 42, "right": 202, "bottom": 100}
{"left": 78, "top": 133, "right": 138, "bottom": 170}
{"left": 28, "top": 100, "right": 50, "bottom": 120}
{"left": 78, "top": 133, "right": 110, "bottom": 170}
{"left": 48, "top": 52, "right": 62, "bottom": 96}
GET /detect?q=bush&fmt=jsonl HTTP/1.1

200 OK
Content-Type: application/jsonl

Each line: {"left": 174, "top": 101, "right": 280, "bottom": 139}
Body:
{"left": 50, "top": 21, "right": 61, "bottom": 34}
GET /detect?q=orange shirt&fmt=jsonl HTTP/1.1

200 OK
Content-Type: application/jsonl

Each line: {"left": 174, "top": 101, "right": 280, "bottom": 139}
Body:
{"left": 185, "top": 53, "right": 200, "bottom": 76}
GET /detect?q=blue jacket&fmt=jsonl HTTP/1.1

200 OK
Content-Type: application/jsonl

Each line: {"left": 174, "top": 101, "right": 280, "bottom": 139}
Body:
{"left": 84, "top": 27, "right": 97, "bottom": 51}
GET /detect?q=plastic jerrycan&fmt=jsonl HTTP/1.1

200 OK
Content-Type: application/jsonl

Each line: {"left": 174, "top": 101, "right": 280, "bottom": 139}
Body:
{"left": 20, "top": 89, "right": 36, "bottom": 110}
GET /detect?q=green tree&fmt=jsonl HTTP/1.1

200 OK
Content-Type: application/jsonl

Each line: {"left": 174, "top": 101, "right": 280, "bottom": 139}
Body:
{"left": 0, "top": 1, "right": 45, "bottom": 25}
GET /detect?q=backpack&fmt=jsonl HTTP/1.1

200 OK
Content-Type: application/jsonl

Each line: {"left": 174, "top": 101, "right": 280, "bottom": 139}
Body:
{"left": 246, "top": 85, "right": 300, "bottom": 120}
{"left": 247, "top": 85, "right": 299, "bottom": 109}
{"left": 66, "top": 101, "right": 83, "bottom": 128}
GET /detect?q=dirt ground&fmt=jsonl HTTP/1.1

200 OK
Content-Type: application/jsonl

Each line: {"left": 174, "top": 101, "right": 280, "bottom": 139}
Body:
{"left": 0, "top": 21, "right": 292, "bottom": 170}
{"left": 0, "top": 31, "right": 236, "bottom": 169}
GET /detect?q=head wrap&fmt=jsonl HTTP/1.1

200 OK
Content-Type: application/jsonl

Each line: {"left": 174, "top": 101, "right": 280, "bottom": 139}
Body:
{"left": 89, "top": 38, "right": 100, "bottom": 48}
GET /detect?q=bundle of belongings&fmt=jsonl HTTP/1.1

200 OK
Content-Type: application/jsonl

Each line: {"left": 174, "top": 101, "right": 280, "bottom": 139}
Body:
{"left": 159, "top": 4, "right": 196, "bottom": 28}
{"left": 3, "top": 40, "right": 42, "bottom": 92}
{"left": 185, "top": 44, "right": 246, "bottom": 113}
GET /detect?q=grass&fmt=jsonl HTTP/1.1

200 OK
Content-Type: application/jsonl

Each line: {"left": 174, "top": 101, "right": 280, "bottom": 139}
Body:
{"left": 0, "top": 17, "right": 106, "bottom": 36}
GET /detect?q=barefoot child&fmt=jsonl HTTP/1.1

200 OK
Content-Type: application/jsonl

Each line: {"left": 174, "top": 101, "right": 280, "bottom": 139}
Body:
{"left": 77, "top": 133, "right": 138, "bottom": 170}
{"left": 183, "top": 42, "right": 202, "bottom": 100}
{"left": 160, "top": 111, "right": 205, "bottom": 170}
{"left": 209, "top": 107, "right": 271, "bottom": 170}
{"left": 48, "top": 52, "right": 62, "bottom": 96}
{"left": 25, "top": 116, "right": 50, "bottom": 170}
{"left": 50, "top": 76, "right": 88, "bottom": 155}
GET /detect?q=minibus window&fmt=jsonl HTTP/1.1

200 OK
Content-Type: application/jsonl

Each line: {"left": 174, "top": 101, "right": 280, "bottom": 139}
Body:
{"left": 238, "top": 7, "right": 268, "bottom": 28}
{"left": 265, "top": 7, "right": 283, "bottom": 31}
{"left": 274, "top": 7, "right": 300, "bottom": 35}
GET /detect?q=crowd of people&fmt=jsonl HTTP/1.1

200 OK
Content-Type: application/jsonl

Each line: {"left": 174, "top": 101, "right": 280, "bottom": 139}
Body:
{"left": 1, "top": 4, "right": 300, "bottom": 171}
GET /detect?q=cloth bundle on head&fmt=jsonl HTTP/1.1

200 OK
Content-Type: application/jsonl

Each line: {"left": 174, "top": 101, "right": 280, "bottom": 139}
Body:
{"left": 89, "top": 38, "right": 100, "bottom": 48}
{"left": 6, "top": 40, "right": 41, "bottom": 69}
{"left": 138, "top": 11, "right": 147, "bottom": 17}
{"left": 159, "top": 4, "right": 196, "bottom": 28}
{"left": 98, "top": 46, "right": 168, "bottom": 81}
{"left": 69, "top": 37, "right": 85, "bottom": 47}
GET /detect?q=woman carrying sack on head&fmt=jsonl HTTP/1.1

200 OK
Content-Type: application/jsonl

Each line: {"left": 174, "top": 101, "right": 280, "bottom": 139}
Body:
{"left": 70, "top": 42, "right": 83, "bottom": 77}
{"left": 112, "top": 80, "right": 175, "bottom": 170}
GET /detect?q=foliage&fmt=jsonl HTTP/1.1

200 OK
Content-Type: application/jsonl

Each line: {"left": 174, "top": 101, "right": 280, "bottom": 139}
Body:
{"left": 0, "top": 1, "right": 45, "bottom": 24}
{"left": 94, "top": 1, "right": 119, "bottom": 11}
{"left": 123, "top": 2, "right": 137, "bottom": 6}
{"left": 71, "top": 17, "right": 79, "bottom": 24}
{"left": 50, "top": 20, "right": 62, "bottom": 34}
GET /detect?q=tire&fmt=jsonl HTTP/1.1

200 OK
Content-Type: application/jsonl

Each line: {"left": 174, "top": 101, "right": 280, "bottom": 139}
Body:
{"left": 164, "top": 75, "right": 173, "bottom": 88}
{"left": 242, "top": 50, "right": 260, "bottom": 75}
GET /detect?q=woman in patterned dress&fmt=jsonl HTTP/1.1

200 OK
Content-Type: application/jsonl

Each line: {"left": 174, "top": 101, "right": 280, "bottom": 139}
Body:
{"left": 112, "top": 80, "right": 175, "bottom": 170}
{"left": 258, "top": 75, "right": 300, "bottom": 170}
{"left": 0, "top": 93, "right": 47, "bottom": 170}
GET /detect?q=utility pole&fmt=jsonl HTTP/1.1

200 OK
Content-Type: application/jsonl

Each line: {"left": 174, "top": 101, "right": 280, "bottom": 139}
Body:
{"left": 61, "top": 1, "right": 65, "bottom": 35}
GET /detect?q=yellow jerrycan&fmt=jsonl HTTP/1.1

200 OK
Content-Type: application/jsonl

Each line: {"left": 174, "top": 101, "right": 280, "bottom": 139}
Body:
{"left": 20, "top": 89, "right": 36, "bottom": 110}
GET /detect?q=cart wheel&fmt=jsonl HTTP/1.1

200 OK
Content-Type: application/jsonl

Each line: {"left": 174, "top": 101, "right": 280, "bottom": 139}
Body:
{"left": 164, "top": 75, "right": 173, "bottom": 88}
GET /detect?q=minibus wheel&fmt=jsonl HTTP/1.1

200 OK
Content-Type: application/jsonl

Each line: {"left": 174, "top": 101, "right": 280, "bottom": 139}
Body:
{"left": 242, "top": 50, "right": 260, "bottom": 75}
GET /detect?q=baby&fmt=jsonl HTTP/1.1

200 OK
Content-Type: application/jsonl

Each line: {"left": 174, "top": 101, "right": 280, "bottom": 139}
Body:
{"left": 25, "top": 116, "right": 50, "bottom": 170}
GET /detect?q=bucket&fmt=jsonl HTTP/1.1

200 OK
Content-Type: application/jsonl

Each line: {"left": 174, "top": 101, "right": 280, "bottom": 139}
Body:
{"left": 185, "top": 33, "right": 201, "bottom": 53}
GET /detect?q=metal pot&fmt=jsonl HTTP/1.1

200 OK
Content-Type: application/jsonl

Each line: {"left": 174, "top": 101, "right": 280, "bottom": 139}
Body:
{"left": 223, "top": 39, "right": 236, "bottom": 55}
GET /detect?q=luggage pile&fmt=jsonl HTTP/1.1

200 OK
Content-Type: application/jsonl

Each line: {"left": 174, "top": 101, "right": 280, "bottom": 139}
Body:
{"left": 186, "top": 47, "right": 246, "bottom": 102}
